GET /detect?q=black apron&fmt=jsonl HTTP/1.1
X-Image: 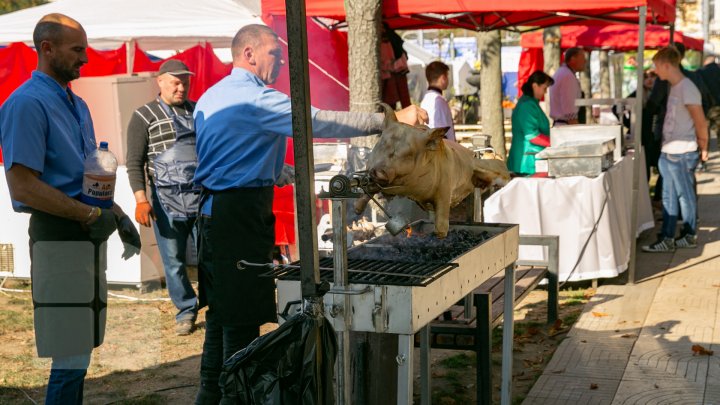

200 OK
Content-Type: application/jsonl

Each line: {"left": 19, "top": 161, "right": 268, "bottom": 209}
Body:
{"left": 199, "top": 187, "right": 277, "bottom": 326}
{"left": 29, "top": 211, "right": 107, "bottom": 357}
{"left": 152, "top": 101, "right": 201, "bottom": 219}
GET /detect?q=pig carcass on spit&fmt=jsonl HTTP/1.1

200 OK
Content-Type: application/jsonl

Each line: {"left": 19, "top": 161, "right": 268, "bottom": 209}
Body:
{"left": 355, "top": 104, "right": 510, "bottom": 238}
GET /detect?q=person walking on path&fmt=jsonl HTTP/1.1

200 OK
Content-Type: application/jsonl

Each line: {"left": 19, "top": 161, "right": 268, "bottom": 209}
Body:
{"left": 126, "top": 59, "right": 199, "bottom": 336}
{"left": 0, "top": 13, "right": 138, "bottom": 404}
{"left": 642, "top": 46, "right": 709, "bottom": 253}
{"left": 192, "top": 24, "right": 427, "bottom": 404}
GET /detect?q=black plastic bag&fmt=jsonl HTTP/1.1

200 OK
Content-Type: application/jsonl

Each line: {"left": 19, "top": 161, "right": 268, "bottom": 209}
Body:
{"left": 220, "top": 310, "right": 338, "bottom": 404}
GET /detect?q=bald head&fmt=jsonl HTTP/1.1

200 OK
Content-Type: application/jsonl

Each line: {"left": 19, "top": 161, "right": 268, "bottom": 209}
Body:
{"left": 231, "top": 24, "right": 284, "bottom": 84}
{"left": 33, "top": 14, "right": 88, "bottom": 87}
{"left": 33, "top": 13, "right": 84, "bottom": 51}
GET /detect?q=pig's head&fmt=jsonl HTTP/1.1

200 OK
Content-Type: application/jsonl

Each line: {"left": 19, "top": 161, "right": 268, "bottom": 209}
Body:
{"left": 368, "top": 103, "right": 448, "bottom": 187}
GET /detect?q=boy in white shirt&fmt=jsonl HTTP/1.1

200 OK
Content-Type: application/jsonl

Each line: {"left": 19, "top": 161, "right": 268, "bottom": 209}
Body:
{"left": 642, "top": 46, "right": 709, "bottom": 252}
{"left": 420, "top": 61, "right": 456, "bottom": 142}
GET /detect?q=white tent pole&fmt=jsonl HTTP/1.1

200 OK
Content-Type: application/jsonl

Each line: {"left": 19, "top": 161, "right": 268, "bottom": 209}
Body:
{"left": 126, "top": 39, "right": 135, "bottom": 74}
{"left": 628, "top": 5, "right": 646, "bottom": 285}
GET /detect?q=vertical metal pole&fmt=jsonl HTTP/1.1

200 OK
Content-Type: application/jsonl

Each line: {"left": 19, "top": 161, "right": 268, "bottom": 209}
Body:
{"left": 332, "top": 200, "right": 352, "bottom": 405}
{"left": 628, "top": 6, "right": 646, "bottom": 285}
{"left": 669, "top": 23, "right": 675, "bottom": 46}
{"left": 419, "top": 325, "right": 431, "bottom": 405}
{"left": 285, "top": 2, "right": 325, "bottom": 403}
{"left": 397, "top": 334, "right": 414, "bottom": 405}
{"left": 476, "top": 292, "right": 493, "bottom": 405}
{"left": 500, "top": 264, "right": 515, "bottom": 405}
{"left": 547, "top": 236, "right": 560, "bottom": 325}
{"left": 285, "top": 0, "right": 320, "bottom": 297}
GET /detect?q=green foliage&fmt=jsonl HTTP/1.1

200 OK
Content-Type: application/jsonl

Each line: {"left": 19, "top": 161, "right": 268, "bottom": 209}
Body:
{"left": 0, "top": 0, "right": 48, "bottom": 15}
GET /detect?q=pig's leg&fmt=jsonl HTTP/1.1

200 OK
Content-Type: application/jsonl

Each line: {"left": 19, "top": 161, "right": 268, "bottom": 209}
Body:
{"left": 433, "top": 194, "right": 451, "bottom": 238}
{"left": 354, "top": 194, "right": 373, "bottom": 215}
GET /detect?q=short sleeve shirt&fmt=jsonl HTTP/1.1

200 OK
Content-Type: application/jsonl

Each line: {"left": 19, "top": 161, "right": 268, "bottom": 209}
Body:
{"left": 661, "top": 77, "right": 701, "bottom": 154}
{"left": 0, "top": 71, "right": 96, "bottom": 212}
{"left": 420, "top": 90, "right": 456, "bottom": 142}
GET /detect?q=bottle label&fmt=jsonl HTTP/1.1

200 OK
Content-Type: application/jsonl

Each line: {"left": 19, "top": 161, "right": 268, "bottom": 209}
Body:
{"left": 81, "top": 174, "right": 116, "bottom": 208}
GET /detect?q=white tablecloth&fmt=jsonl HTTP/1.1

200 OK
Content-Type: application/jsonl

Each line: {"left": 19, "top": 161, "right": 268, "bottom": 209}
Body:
{"left": 484, "top": 153, "right": 654, "bottom": 282}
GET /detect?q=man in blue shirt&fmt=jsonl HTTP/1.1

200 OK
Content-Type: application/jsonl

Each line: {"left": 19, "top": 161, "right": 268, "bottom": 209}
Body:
{"left": 193, "top": 24, "right": 426, "bottom": 403}
{"left": 0, "top": 14, "right": 136, "bottom": 404}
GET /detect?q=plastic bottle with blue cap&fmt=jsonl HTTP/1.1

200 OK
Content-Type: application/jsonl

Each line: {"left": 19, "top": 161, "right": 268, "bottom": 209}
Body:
{"left": 80, "top": 141, "right": 117, "bottom": 208}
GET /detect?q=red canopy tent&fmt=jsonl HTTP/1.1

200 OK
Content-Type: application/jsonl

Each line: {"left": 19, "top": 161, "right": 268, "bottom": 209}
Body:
{"left": 263, "top": 0, "right": 676, "bottom": 31}
{"left": 517, "top": 24, "right": 703, "bottom": 94}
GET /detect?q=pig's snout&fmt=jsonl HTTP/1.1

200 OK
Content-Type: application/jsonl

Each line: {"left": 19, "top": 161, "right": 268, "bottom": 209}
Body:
{"left": 369, "top": 167, "right": 393, "bottom": 186}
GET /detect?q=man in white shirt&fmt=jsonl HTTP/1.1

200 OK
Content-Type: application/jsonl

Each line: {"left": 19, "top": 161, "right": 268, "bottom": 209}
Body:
{"left": 420, "top": 61, "right": 456, "bottom": 142}
{"left": 549, "top": 47, "right": 586, "bottom": 126}
{"left": 642, "top": 46, "right": 708, "bottom": 253}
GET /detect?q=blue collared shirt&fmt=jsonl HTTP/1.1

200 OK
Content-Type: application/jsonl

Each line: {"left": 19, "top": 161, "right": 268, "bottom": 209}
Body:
{"left": 194, "top": 67, "right": 321, "bottom": 191}
{"left": 0, "top": 71, "right": 96, "bottom": 212}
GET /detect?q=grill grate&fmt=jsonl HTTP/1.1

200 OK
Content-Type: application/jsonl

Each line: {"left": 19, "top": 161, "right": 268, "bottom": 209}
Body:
{"left": 264, "top": 257, "right": 458, "bottom": 287}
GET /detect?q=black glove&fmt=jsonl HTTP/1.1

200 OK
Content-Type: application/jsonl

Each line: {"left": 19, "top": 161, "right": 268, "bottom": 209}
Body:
{"left": 115, "top": 213, "right": 141, "bottom": 260}
{"left": 88, "top": 208, "right": 117, "bottom": 241}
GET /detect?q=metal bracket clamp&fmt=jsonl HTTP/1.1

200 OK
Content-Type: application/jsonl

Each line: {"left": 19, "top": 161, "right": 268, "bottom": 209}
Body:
{"left": 372, "top": 286, "right": 389, "bottom": 332}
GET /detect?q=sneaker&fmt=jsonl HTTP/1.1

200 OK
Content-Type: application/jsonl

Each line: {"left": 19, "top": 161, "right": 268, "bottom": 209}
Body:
{"left": 675, "top": 234, "right": 698, "bottom": 248}
{"left": 175, "top": 319, "right": 194, "bottom": 336}
{"left": 642, "top": 237, "right": 675, "bottom": 253}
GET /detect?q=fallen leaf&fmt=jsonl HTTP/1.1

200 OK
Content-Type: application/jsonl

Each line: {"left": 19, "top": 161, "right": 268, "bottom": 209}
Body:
{"left": 712, "top": 284, "right": 720, "bottom": 288}
{"left": 620, "top": 334, "right": 637, "bottom": 338}
{"left": 584, "top": 288, "right": 596, "bottom": 299}
{"left": 654, "top": 384, "right": 659, "bottom": 389}
{"left": 551, "top": 368, "right": 565, "bottom": 374}
{"left": 692, "top": 344, "right": 714, "bottom": 356}
{"left": 592, "top": 312, "right": 610, "bottom": 317}
{"left": 590, "top": 383, "right": 599, "bottom": 390}
{"left": 580, "top": 340, "right": 587, "bottom": 343}
{"left": 527, "top": 326, "right": 541, "bottom": 336}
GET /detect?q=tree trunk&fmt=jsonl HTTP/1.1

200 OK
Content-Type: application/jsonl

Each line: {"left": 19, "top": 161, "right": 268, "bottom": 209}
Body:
{"left": 478, "top": 30, "right": 505, "bottom": 157}
{"left": 542, "top": 27, "right": 561, "bottom": 116}
{"left": 579, "top": 50, "right": 592, "bottom": 122}
{"left": 599, "top": 50, "right": 611, "bottom": 99}
{"left": 344, "top": 3, "right": 397, "bottom": 405}
{"left": 345, "top": 0, "right": 382, "bottom": 150}
{"left": 543, "top": 27, "right": 561, "bottom": 77}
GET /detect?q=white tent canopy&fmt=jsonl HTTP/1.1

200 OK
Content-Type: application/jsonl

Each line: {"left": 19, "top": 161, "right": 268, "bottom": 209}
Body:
{"left": 0, "top": 0, "right": 263, "bottom": 50}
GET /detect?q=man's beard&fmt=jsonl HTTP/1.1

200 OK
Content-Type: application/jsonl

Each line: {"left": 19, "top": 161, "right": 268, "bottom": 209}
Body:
{"left": 50, "top": 59, "right": 80, "bottom": 83}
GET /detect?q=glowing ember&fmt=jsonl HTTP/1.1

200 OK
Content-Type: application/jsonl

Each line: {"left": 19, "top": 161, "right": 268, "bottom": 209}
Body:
{"left": 405, "top": 227, "right": 413, "bottom": 238}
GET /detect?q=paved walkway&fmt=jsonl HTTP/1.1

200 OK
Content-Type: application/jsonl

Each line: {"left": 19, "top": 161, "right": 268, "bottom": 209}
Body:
{"left": 524, "top": 154, "right": 720, "bottom": 405}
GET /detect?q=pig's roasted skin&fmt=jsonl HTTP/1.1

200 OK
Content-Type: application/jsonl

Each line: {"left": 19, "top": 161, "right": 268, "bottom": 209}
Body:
{"left": 360, "top": 104, "right": 510, "bottom": 238}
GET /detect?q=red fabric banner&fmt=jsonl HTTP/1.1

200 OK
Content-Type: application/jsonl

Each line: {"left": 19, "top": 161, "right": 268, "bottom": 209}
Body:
{"left": 0, "top": 42, "right": 37, "bottom": 107}
{"left": 517, "top": 48, "right": 544, "bottom": 96}
{"left": 80, "top": 44, "right": 128, "bottom": 77}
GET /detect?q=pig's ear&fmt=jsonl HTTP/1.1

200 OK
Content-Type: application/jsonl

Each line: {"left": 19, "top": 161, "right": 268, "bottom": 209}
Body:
{"left": 378, "top": 103, "right": 398, "bottom": 125}
{"left": 424, "top": 127, "right": 448, "bottom": 150}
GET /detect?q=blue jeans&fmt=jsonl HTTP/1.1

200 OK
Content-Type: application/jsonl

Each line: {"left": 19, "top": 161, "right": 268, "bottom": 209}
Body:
{"left": 152, "top": 193, "right": 198, "bottom": 323}
{"left": 658, "top": 151, "right": 699, "bottom": 239}
{"left": 45, "top": 354, "right": 91, "bottom": 405}
{"left": 195, "top": 215, "right": 261, "bottom": 405}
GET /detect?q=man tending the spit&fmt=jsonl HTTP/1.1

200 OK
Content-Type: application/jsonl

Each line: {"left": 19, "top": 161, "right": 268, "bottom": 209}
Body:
{"left": 192, "top": 24, "right": 427, "bottom": 404}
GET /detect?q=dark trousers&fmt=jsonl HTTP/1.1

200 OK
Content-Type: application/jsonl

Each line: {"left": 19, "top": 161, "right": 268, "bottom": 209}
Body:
{"left": 194, "top": 213, "right": 264, "bottom": 404}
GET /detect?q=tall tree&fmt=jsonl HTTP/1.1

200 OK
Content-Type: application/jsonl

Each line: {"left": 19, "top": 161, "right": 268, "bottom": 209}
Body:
{"left": 343, "top": 4, "right": 397, "bottom": 405}
{"left": 478, "top": 30, "right": 505, "bottom": 157}
{"left": 542, "top": 27, "right": 561, "bottom": 117}
{"left": 345, "top": 0, "right": 382, "bottom": 149}
{"left": 0, "top": 0, "right": 47, "bottom": 15}
{"left": 579, "top": 50, "right": 592, "bottom": 122}
{"left": 543, "top": 27, "right": 561, "bottom": 77}
{"left": 599, "top": 50, "right": 611, "bottom": 99}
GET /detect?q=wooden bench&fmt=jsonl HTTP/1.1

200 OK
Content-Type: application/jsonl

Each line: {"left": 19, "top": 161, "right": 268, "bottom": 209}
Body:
{"left": 416, "top": 235, "right": 559, "bottom": 405}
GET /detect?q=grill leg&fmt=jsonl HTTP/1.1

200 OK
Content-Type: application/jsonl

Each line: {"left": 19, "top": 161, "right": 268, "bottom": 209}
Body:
{"left": 397, "top": 334, "right": 414, "bottom": 405}
{"left": 475, "top": 292, "right": 492, "bottom": 405}
{"left": 501, "top": 264, "right": 515, "bottom": 405}
{"left": 419, "top": 325, "right": 431, "bottom": 405}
